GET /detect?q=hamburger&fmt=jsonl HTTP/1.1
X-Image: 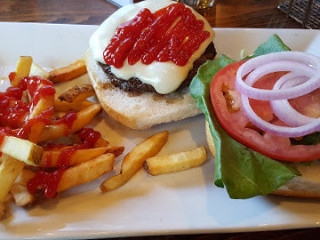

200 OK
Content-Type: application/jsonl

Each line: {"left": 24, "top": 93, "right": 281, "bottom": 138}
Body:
{"left": 86, "top": 0, "right": 216, "bottom": 129}
{"left": 190, "top": 34, "right": 320, "bottom": 199}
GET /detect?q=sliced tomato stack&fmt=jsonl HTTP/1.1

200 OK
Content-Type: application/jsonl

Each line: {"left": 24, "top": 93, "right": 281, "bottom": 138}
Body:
{"left": 210, "top": 52, "right": 320, "bottom": 162}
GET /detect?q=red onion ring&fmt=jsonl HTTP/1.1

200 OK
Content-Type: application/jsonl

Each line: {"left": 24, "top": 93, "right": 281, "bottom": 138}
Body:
{"left": 270, "top": 73, "right": 316, "bottom": 127}
{"left": 241, "top": 95, "right": 320, "bottom": 137}
{"left": 235, "top": 51, "right": 320, "bottom": 137}
{"left": 236, "top": 51, "right": 320, "bottom": 100}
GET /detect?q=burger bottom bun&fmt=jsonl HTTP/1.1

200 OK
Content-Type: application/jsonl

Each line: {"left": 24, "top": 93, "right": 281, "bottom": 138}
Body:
{"left": 85, "top": 49, "right": 202, "bottom": 130}
{"left": 205, "top": 121, "right": 320, "bottom": 198}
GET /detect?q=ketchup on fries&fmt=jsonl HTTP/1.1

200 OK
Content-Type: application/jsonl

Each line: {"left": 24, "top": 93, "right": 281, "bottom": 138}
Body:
{"left": 0, "top": 56, "right": 118, "bottom": 218}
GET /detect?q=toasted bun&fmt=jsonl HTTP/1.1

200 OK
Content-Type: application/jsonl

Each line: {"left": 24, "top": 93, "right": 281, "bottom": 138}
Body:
{"left": 205, "top": 121, "right": 320, "bottom": 198}
{"left": 85, "top": 49, "right": 201, "bottom": 129}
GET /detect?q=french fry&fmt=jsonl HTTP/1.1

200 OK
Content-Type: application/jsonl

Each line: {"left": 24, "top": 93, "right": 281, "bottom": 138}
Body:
{"left": 26, "top": 81, "right": 54, "bottom": 141}
{"left": 28, "top": 120, "right": 47, "bottom": 143}
{"left": 12, "top": 153, "right": 115, "bottom": 198}
{"left": 30, "top": 63, "right": 50, "bottom": 79}
{"left": 11, "top": 56, "right": 33, "bottom": 87}
{"left": 144, "top": 147, "right": 207, "bottom": 176}
{"left": 0, "top": 135, "right": 43, "bottom": 166}
{"left": 54, "top": 99, "right": 94, "bottom": 112}
{"left": 10, "top": 169, "right": 36, "bottom": 207}
{"left": 0, "top": 203, "right": 5, "bottom": 219}
{"left": 105, "top": 146, "right": 125, "bottom": 157}
{"left": 40, "top": 147, "right": 108, "bottom": 167}
{"left": 58, "top": 84, "right": 95, "bottom": 103}
{"left": 100, "top": 174, "right": 127, "bottom": 192}
{"left": 26, "top": 83, "right": 54, "bottom": 142}
{"left": 100, "top": 131, "right": 169, "bottom": 192}
{"left": 37, "top": 104, "right": 101, "bottom": 142}
{"left": 28, "top": 78, "right": 55, "bottom": 120}
{"left": 0, "top": 155, "right": 25, "bottom": 203}
{"left": 13, "top": 169, "right": 35, "bottom": 186}
{"left": 57, "top": 153, "right": 114, "bottom": 192}
{"left": 49, "top": 59, "right": 87, "bottom": 83}
{"left": 0, "top": 192, "right": 11, "bottom": 218}
{"left": 10, "top": 184, "right": 34, "bottom": 207}
{"left": 93, "top": 137, "right": 110, "bottom": 148}
{"left": 205, "top": 121, "right": 216, "bottom": 157}
{"left": 3, "top": 192, "right": 12, "bottom": 202}
{"left": 29, "top": 95, "right": 54, "bottom": 119}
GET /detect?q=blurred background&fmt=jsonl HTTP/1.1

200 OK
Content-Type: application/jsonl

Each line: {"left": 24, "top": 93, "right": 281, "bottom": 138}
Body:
{"left": 107, "top": 0, "right": 319, "bottom": 29}
{"left": 1, "top": 0, "right": 315, "bottom": 29}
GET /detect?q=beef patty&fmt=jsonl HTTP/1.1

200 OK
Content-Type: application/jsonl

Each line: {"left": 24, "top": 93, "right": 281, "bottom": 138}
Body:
{"left": 99, "top": 42, "right": 216, "bottom": 94}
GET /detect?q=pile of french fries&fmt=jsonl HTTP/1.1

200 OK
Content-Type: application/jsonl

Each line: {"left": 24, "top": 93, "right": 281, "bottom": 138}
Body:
{"left": 0, "top": 56, "right": 208, "bottom": 220}
{"left": 0, "top": 57, "right": 120, "bottom": 218}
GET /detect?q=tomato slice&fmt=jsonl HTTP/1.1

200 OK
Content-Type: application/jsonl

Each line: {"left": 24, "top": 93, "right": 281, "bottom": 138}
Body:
{"left": 210, "top": 61, "right": 320, "bottom": 162}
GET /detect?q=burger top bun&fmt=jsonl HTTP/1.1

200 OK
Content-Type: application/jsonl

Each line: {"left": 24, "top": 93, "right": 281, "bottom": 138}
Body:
{"left": 205, "top": 121, "right": 320, "bottom": 198}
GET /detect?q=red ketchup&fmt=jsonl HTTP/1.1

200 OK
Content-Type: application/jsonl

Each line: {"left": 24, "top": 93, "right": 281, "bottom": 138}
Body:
{"left": 0, "top": 131, "right": 4, "bottom": 146}
{"left": 27, "top": 77, "right": 55, "bottom": 113}
{"left": 27, "top": 169, "right": 65, "bottom": 199}
{"left": 43, "top": 153, "right": 52, "bottom": 168}
{"left": 54, "top": 111, "right": 78, "bottom": 130}
{"left": 27, "top": 128, "right": 101, "bottom": 198}
{"left": 0, "top": 88, "right": 28, "bottom": 128}
{"left": 0, "top": 76, "right": 55, "bottom": 133}
{"left": 103, "top": 3, "right": 210, "bottom": 68}
{"left": 16, "top": 116, "right": 51, "bottom": 139}
{"left": 0, "top": 131, "right": 5, "bottom": 157}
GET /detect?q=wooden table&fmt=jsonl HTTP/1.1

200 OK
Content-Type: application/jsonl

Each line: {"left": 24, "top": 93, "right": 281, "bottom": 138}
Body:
{"left": 0, "top": 0, "right": 303, "bottom": 27}
{"left": 0, "top": 0, "right": 319, "bottom": 239}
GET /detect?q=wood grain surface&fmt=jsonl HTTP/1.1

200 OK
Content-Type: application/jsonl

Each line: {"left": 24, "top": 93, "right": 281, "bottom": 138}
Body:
{"left": 0, "top": 0, "right": 318, "bottom": 239}
{"left": 0, "top": 0, "right": 301, "bottom": 28}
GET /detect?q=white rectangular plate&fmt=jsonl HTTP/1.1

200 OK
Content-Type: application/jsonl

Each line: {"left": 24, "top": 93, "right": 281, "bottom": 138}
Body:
{"left": 1, "top": 22, "right": 320, "bottom": 240}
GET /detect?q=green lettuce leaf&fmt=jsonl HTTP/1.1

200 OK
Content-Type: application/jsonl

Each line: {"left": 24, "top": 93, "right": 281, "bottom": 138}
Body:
{"left": 253, "top": 34, "right": 291, "bottom": 56}
{"left": 190, "top": 34, "right": 300, "bottom": 199}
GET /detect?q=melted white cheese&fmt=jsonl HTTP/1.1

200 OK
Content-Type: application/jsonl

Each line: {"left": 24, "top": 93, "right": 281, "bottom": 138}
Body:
{"left": 89, "top": 0, "right": 214, "bottom": 94}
